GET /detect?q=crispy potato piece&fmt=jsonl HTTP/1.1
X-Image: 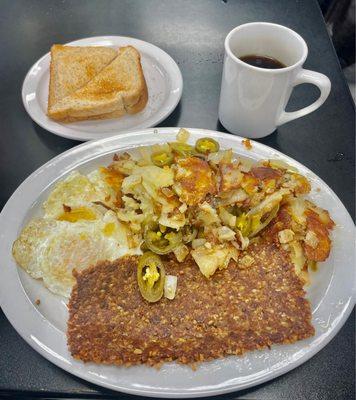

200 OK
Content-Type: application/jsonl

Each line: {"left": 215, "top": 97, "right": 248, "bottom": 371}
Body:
{"left": 261, "top": 205, "right": 293, "bottom": 244}
{"left": 303, "top": 209, "right": 332, "bottom": 261}
{"left": 306, "top": 201, "right": 335, "bottom": 229}
{"left": 219, "top": 162, "right": 243, "bottom": 192}
{"left": 251, "top": 166, "right": 282, "bottom": 181}
{"left": 292, "top": 174, "right": 311, "bottom": 195}
{"left": 175, "top": 157, "right": 216, "bottom": 205}
{"left": 241, "top": 173, "right": 259, "bottom": 195}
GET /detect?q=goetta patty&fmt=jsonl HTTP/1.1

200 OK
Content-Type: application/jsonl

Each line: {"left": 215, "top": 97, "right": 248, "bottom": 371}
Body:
{"left": 67, "top": 241, "right": 314, "bottom": 366}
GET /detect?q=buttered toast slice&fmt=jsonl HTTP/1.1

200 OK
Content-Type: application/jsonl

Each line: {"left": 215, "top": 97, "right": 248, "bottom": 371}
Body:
{"left": 48, "top": 46, "right": 148, "bottom": 122}
{"left": 48, "top": 45, "right": 118, "bottom": 114}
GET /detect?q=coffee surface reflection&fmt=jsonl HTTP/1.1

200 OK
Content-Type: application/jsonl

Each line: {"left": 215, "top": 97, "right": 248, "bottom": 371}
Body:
{"left": 239, "top": 55, "right": 286, "bottom": 69}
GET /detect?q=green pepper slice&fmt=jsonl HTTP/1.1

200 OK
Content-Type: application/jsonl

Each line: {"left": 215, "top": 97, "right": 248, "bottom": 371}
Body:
{"left": 235, "top": 212, "right": 254, "bottom": 237}
{"left": 195, "top": 138, "right": 220, "bottom": 154}
{"left": 182, "top": 225, "right": 198, "bottom": 243}
{"left": 236, "top": 204, "right": 280, "bottom": 238}
{"left": 137, "top": 252, "right": 165, "bottom": 302}
{"left": 169, "top": 142, "right": 196, "bottom": 157}
{"left": 151, "top": 151, "right": 174, "bottom": 167}
{"left": 249, "top": 204, "right": 279, "bottom": 237}
{"left": 144, "top": 222, "right": 182, "bottom": 254}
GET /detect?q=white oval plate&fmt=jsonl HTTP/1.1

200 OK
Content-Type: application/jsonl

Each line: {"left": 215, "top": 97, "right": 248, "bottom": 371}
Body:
{"left": 22, "top": 37, "right": 183, "bottom": 141}
{"left": 0, "top": 128, "right": 354, "bottom": 398}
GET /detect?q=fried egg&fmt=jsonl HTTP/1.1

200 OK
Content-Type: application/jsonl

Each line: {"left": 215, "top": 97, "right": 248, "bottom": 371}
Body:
{"left": 87, "top": 166, "right": 124, "bottom": 209}
{"left": 13, "top": 211, "right": 140, "bottom": 297}
{"left": 43, "top": 171, "right": 101, "bottom": 219}
{"left": 43, "top": 168, "right": 124, "bottom": 221}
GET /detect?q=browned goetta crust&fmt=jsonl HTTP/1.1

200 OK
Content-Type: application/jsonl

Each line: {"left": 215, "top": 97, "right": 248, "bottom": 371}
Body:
{"left": 67, "top": 242, "right": 314, "bottom": 367}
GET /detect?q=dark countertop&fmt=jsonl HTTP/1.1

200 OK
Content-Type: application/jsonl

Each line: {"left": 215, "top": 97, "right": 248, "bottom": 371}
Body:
{"left": 0, "top": 0, "right": 354, "bottom": 399}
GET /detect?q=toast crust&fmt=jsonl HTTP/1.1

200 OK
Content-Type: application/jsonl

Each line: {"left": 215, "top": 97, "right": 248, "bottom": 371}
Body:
{"left": 48, "top": 49, "right": 56, "bottom": 112}
{"left": 56, "top": 109, "right": 125, "bottom": 123}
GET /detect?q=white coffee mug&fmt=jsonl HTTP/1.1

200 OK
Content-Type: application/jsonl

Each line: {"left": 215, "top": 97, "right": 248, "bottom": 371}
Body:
{"left": 218, "top": 22, "right": 331, "bottom": 138}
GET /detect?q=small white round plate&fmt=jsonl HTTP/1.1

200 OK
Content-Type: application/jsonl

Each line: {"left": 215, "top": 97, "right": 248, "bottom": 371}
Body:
{"left": 22, "top": 37, "right": 183, "bottom": 141}
{"left": 0, "top": 128, "right": 354, "bottom": 398}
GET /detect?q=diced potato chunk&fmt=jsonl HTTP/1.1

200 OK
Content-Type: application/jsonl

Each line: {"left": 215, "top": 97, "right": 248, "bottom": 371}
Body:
{"left": 197, "top": 202, "right": 220, "bottom": 225}
{"left": 304, "top": 230, "right": 319, "bottom": 249}
{"left": 278, "top": 229, "right": 295, "bottom": 244}
{"left": 164, "top": 275, "right": 178, "bottom": 300}
{"left": 219, "top": 162, "right": 243, "bottom": 192}
{"left": 173, "top": 244, "right": 189, "bottom": 262}
{"left": 191, "top": 245, "right": 238, "bottom": 278}
{"left": 215, "top": 226, "right": 236, "bottom": 242}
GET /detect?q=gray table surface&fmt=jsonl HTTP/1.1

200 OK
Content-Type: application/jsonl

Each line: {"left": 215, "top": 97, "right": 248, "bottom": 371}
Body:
{"left": 0, "top": 0, "right": 354, "bottom": 399}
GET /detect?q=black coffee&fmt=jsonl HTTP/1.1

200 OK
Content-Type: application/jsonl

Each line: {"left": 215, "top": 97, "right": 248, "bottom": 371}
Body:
{"left": 239, "top": 54, "right": 286, "bottom": 69}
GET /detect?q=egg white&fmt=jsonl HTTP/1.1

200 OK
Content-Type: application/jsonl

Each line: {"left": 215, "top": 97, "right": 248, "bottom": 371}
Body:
{"left": 43, "top": 171, "right": 103, "bottom": 219}
{"left": 13, "top": 210, "right": 141, "bottom": 297}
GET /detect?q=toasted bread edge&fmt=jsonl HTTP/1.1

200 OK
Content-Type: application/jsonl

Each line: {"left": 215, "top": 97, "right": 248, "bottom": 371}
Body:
{"left": 47, "top": 45, "right": 58, "bottom": 114}
{"left": 58, "top": 108, "right": 126, "bottom": 123}
{"left": 122, "top": 48, "right": 148, "bottom": 114}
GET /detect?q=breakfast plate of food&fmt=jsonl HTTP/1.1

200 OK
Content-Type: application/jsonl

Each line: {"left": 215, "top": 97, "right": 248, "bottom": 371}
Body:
{"left": 22, "top": 37, "right": 183, "bottom": 141}
{"left": 0, "top": 128, "right": 354, "bottom": 397}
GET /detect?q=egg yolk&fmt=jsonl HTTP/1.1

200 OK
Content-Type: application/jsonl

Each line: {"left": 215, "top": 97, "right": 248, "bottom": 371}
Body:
{"left": 57, "top": 207, "right": 97, "bottom": 222}
{"left": 102, "top": 222, "right": 116, "bottom": 236}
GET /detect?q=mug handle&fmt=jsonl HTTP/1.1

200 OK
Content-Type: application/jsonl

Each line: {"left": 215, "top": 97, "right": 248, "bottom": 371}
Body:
{"left": 277, "top": 69, "right": 331, "bottom": 126}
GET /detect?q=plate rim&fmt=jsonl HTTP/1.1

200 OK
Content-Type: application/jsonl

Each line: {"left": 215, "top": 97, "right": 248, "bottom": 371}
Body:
{"left": 21, "top": 35, "right": 183, "bottom": 141}
{"left": 0, "top": 128, "right": 355, "bottom": 398}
